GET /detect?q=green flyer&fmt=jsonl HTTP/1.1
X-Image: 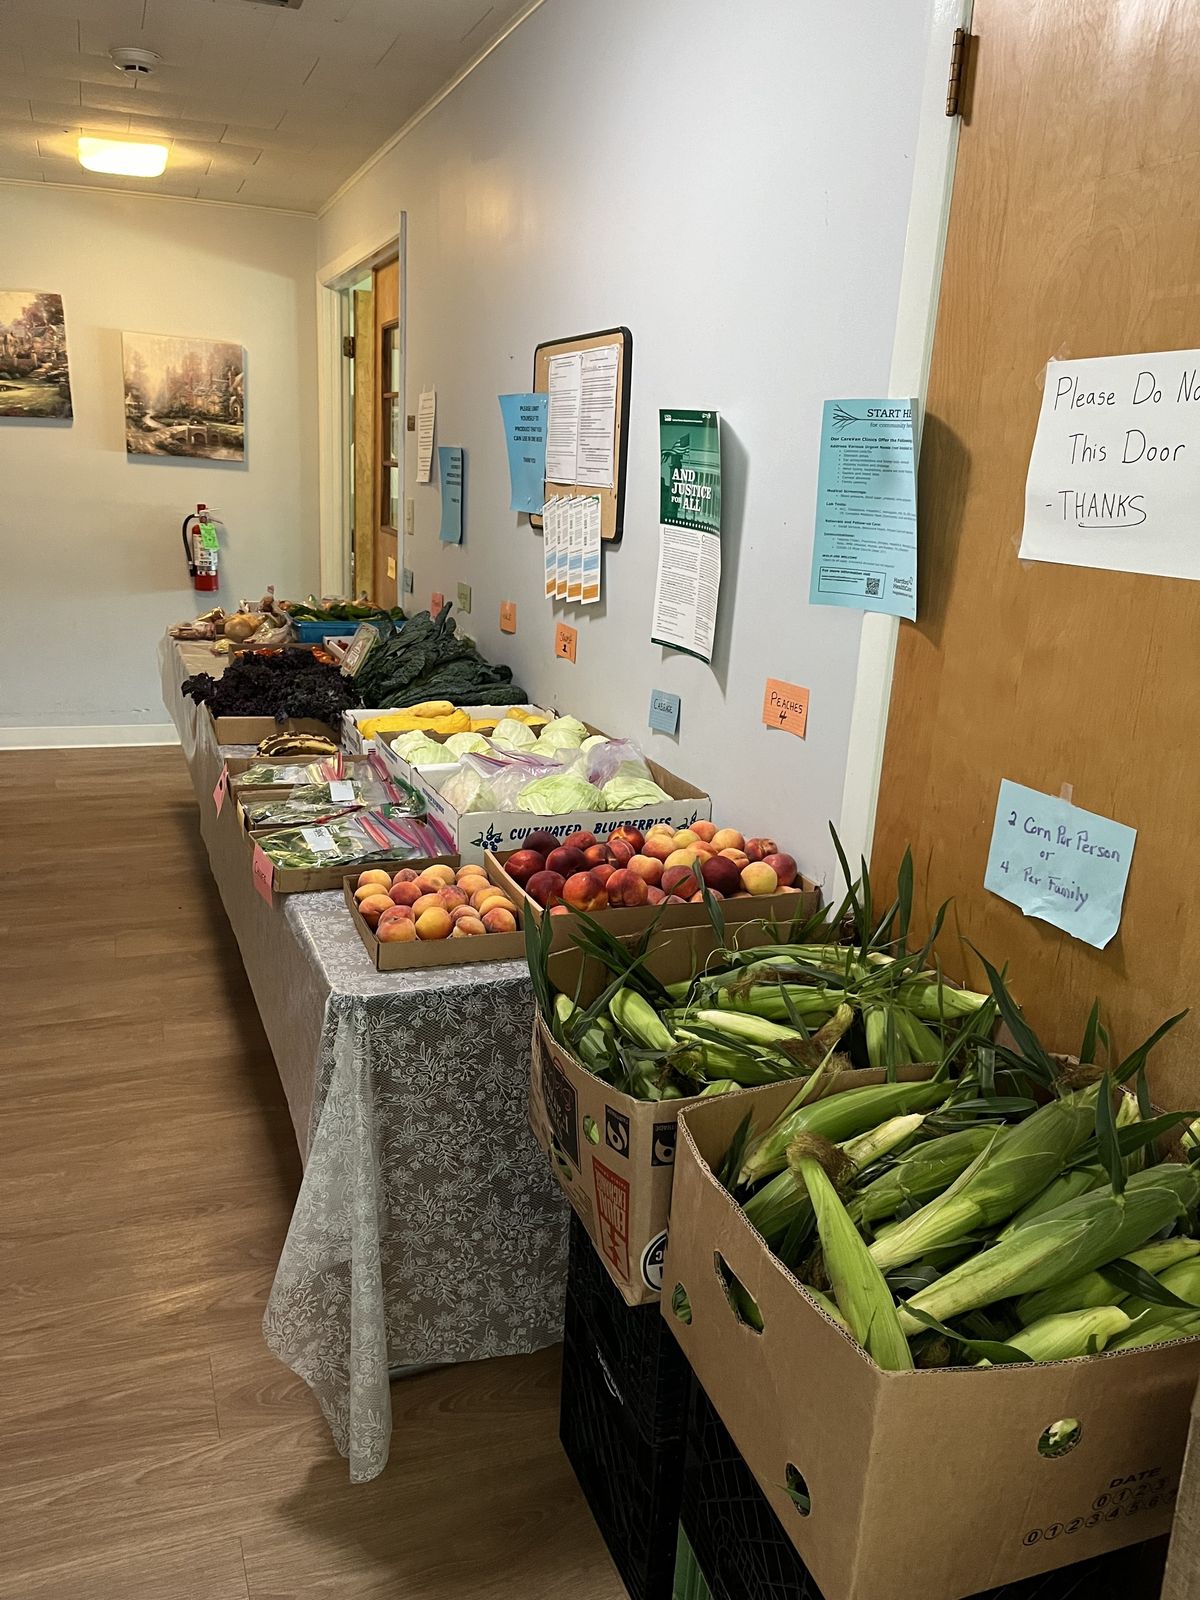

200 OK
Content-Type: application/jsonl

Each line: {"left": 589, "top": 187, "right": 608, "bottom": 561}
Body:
{"left": 652, "top": 409, "right": 722, "bottom": 662}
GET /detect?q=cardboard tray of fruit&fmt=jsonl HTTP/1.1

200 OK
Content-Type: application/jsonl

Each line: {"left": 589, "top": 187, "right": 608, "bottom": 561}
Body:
{"left": 344, "top": 858, "right": 527, "bottom": 970}
{"left": 485, "top": 820, "right": 820, "bottom": 948}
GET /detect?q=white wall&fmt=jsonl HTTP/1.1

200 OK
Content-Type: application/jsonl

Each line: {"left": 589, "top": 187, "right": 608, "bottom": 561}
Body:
{"left": 319, "top": 0, "right": 932, "bottom": 886}
{"left": 0, "top": 184, "right": 319, "bottom": 735}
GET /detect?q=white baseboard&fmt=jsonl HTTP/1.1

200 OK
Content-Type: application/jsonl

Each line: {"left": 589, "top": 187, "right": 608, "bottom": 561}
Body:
{"left": 0, "top": 724, "right": 181, "bottom": 750}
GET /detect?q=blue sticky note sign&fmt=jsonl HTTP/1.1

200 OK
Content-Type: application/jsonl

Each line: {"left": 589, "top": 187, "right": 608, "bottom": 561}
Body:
{"left": 438, "top": 446, "right": 463, "bottom": 544}
{"left": 499, "top": 392, "right": 547, "bottom": 514}
{"left": 648, "top": 690, "right": 681, "bottom": 735}
{"left": 809, "top": 398, "right": 917, "bottom": 619}
{"left": 984, "top": 779, "right": 1136, "bottom": 950}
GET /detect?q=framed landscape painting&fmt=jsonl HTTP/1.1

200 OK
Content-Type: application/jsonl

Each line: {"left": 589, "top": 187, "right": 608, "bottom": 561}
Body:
{"left": 123, "top": 331, "right": 245, "bottom": 460}
{"left": 0, "top": 290, "right": 73, "bottom": 418}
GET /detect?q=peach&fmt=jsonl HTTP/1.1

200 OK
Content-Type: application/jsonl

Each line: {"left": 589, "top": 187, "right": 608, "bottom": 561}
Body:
{"left": 389, "top": 881, "right": 424, "bottom": 907}
{"left": 701, "top": 855, "right": 743, "bottom": 896}
{"left": 607, "top": 836, "right": 637, "bottom": 867}
{"left": 591, "top": 863, "right": 616, "bottom": 886}
{"left": 357, "top": 894, "right": 395, "bottom": 927}
{"left": 436, "top": 886, "right": 468, "bottom": 912}
{"left": 546, "top": 846, "right": 587, "bottom": 878}
{"left": 563, "top": 830, "right": 598, "bottom": 852}
{"left": 412, "top": 893, "right": 442, "bottom": 917}
{"left": 549, "top": 904, "right": 570, "bottom": 917}
{"left": 450, "top": 903, "right": 481, "bottom": 924}
{"left": 641, "top": 834, "right": 676, "bottom": 864}
{"left": 745, "top": 838, "right": 778, "bottom": 863}
{"left": 563, "top": 870, "right": 608, "bottom": 912}
{"left": 609, "top": 825, "right": 645, "bottom": 853}
{"left": 645, "top": 885, "right": 666, "bottom": 905}
{"left": 526, "top": 870, "right": 566, "bottom": 907}
{"left": 379, "top": 902, "right": 415, "bottom": 922}
{"left": 524, "top": 829, "right": 560, "bottom": 857}
{"left": 357, "top": 869, "right": 392, "bottom": 889}
{"left": 414, "top": 874, "right": 446, "bottom": 896}
{"left": 763, "top": 853, "right": 797, "bottom": 888}
{"left": 665, "top": 848, "right": 699, "bottom": 870}
{"left": 423, "top": 863, "right": 457, "bottom": 886}
{"left": 482, "top": 907, "right": 518, "bottom": 933}
{"left": 741, "top": 862, "right": 779, "bottom": 896}
{"left": 711, "top": 829, "right": 745, "bottom": 852}
{"left": 377, "top": 915, "right": 419, "bottom": 943}
{"left": 719, "top": 847, "right": 750, "bottom": 870}
{"left": 690, "top": 887, "right": 724, "bottom": 902}
{"left": 672, "top": 829, "right": 700, "bottom": 850}
{"left": 451, "top": 919, "right": 486, "bottom": 938}
{"left": 476, "top": 893, "right": 517, "bottom": 918}
{"left": 692, "top": 843, "right": 716, "bottom": 861}
{"left": 355, "top": 882, "right": 387, "bottom": 903}
{"left": 583, "top": 844, "right": 613, "bottom": 869}
{"left": 605, "top": 868, "right": 649, "bottom": 908}
{"left": 391, "top": 867, "right": 421, "bottom": 884}
{"left": 663, "top": 895, "right": 688, "bottom": 905}
{"left": 661, "top": 864, "right": 699, "bottom": 898}
{"left": 627, "top": 854, "right": 664, "bottom": 886}
{"left": 691, "top": 820, "right": 718, "bottom": 843}
{"left": 504, "top": 849, "right": 546, "bottom": 886}
{"left": 415, "top": 907, "right": 453, "bottom": 940}
{"left": 456, "top": 879, "right": 490, "bottom": 902}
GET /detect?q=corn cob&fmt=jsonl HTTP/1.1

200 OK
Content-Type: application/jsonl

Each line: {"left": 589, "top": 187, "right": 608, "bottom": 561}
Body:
{"left": 1119, "top": 1257, "right": 1200, "bottom": 1321}
{"left": 1111, "top": 1311, "right": 1200, "bottom": 1350}
{"left": 852, "top": 1126, "right": 997, "bottom": 1225}
{"left": 895, "top": 982, "right": 990, "bottom": 1019}
{"left": 609, "top": 989, "right": 675, "bottom": 1053}
{"left": 870, "top": 1088, "right": 1101, "bottom": 1273}
{"left": 553, "top": 995, "right": 617, "bottom": 1079}
{"left": 897, "top": 1163, "right": 1200, "bottom": 1335}
{"left": 805, "top": 1286, "right": 849, "bottom": 1330}
{"left": 788, "top": 1135, "right": 913, "bottom": 1371}
{"left": 738, "top": 1080, "right": 948, "bottom": 1187}
{"left": 1017, "top": 1238, "right": 1200, "bottom": 1325}
{"left": 700, "top": 1078, "right": 741, "bottom": 1097}
{"left": 998, "top": 1165, "right": 1109, "bottom": 1239}
{"left": 983, "top": 1306, "right": 1130, "bottom": 1364}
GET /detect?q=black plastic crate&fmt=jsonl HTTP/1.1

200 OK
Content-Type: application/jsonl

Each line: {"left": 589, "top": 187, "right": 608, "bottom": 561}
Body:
{"left": 681, "top": 1383, "right": 1168, "bottom": 1600}
{"left": 561, "top": 1314, "right": 686, "bottom": 1600}
{"left": 566, "top": 1210, "right": 691, "bottom": 1445}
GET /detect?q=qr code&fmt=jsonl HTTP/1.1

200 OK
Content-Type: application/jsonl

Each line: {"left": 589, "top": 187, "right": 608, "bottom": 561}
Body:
{"left": 865, "top": 577, "right": 881, "bottom": 596}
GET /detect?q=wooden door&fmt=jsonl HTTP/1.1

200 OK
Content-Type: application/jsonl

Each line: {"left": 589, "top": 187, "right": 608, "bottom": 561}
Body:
{"left": 872, "top": 0, "right": 1200, "bottom": 1107}
{"left": 351, "top": 286, "right": 374, "bottom": 598}
{"left": 372, "top": 258, "right": 400, "bottom": 606}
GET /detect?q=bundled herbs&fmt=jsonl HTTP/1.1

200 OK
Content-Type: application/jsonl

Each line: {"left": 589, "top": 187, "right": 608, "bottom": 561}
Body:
{"left": 356, "top": 604, "right": 529, "bottom": 709}
{"left": 254, "top": 805, "right": 429, "bottom": 871}
{"left": 182, "top": 648, "right": 361, "bottom": 725}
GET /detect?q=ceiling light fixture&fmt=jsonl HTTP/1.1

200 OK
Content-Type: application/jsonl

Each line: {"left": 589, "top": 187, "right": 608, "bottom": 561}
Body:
{"left": 78, "top": 136, "right": 169, "bottom": 178}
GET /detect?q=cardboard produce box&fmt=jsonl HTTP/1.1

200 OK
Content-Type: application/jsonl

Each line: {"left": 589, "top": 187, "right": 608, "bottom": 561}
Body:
{"left": 661, "top": 1082, "right": 1200, "bottom": 1600}
{"left": 208, "top": 710, "right": 341, "bottom": 747}
{"left": 529, "top": 921, "right": 869, "bottom": 1309}
{"left": 487, "top": 847, "right": 821, "bottom": 950}
{"left": 342, "top": 868, "right": 526, "bottom": 970}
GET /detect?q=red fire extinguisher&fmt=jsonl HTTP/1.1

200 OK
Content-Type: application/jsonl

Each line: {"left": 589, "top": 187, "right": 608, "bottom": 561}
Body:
{"left": 182, "top": 503, "right": 221, "bottom": 592}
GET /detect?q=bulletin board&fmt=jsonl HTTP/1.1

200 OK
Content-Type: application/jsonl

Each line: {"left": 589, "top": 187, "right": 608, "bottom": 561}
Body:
{"left": 531, "top": 326, "right": 632, "bottom": 543}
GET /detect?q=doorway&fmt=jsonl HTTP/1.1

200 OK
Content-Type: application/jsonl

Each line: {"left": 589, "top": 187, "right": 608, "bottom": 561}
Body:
{"left": 349, "top": 257, "right": 400, "bottom": 606}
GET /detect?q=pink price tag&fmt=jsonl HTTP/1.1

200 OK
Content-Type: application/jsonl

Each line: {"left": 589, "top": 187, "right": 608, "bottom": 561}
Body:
{"left": 251, "top": 842, "right": 275, "bottom": 904}
{"left": 213, "top": 764, "right": 229, "bottom": 815}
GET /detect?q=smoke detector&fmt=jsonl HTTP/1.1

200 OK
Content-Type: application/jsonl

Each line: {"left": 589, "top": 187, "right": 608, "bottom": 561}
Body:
{"left": 109, "top": 47, "right": 162, "bottom": 77}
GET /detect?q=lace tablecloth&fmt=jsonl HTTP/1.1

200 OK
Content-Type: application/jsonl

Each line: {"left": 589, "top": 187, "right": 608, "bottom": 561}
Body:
{"left": 160, "top": 638, "right": 568, "bottom": 1480}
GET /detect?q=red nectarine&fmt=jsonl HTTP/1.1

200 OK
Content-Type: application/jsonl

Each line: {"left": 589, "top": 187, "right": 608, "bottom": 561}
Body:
{"left": 605, "top": 869, "right": 648, "bottom": 908}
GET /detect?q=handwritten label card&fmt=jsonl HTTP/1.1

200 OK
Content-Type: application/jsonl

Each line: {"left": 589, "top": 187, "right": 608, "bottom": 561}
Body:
{"left": 499, "top": 600, "right": 517, "bottom": 634}
{"left": 555, "top": 622, "right": 577, "bottom": 662}
{"left": 431, "top": 591, "right": 445, "bottom": 615}
{"left": 648, "top": 689, "right": 681, "bottom": 735}
{"left": 251, "top": 842, "right": 275, "bottom": 905}
{"left": 213, "top": 764, "right": 229, "bottom": 815}
{"left": 456, "top": 582, "right": 472, "bottom": 614}
{"left": 984, "top": 779, "right": 1136, "bottom": 949}
{"left": 1021, "top": 349, "right": 1200, "bottom": 580}
{"left": 762, "top": 678, "right": 810, "bottom": 738}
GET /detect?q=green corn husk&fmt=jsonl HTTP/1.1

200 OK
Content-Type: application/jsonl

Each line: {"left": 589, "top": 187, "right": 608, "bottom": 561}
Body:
{"left": 896, "top": 982, "right": 990, "bottom": 1020}
{"left": 1111, "top": 1311, "right": 1200, "bottom": 1350}
{"left": 852, "top": 1126, "right": 998, "bottom": 1226}
{"left": 898, "top": 1163, "right": 1200, "bottom": 1336}
{"left": 554, "top": 994, "right": 616, "bottom": 1078}
{"left": 998, "top": 1165, "right": 1109, "bottom": 1239}
{"left": 743, "top": 1114, "right": 926, "bottom": 1245}
{"left": 789, "top": 1137, "right": 913, "bottom": 1371}
{"left": 700, "top": 1078, "right": 741, "bottom": 1097}
{"left": 983, "top": 1306, "right": 1130, "bottom": 1364}
{"left": 805, "top": 1285, "right": 849, "bottom": 1330}
{"left": 609, "top": 989, "right": 675, "bottom": 1052}
{"left": 1017, "top": 1238, "right": 1200, "bottom": 1325}
{"left": 689, "top": 1040, "right": 798, "bottom": 1087}
{"left": 1120, "top": 1257, "right": 1200, "bottom": 1321}
{"left": 870, "top": 1088, "right": 1101, "bottom": 1273}
{"left": 681, "top": 1009, "right": 813, "bottom": 1050}
{"left": 738, "top": 1080, "right": 948, "bottom": 1187}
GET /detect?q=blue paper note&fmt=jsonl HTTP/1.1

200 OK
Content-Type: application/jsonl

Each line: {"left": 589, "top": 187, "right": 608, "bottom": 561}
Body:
{"left": 438, "top": 446, "right": 463, "bottom": 544}
{"left": 648, "top": 690, "right": 681, "bottom": 735}
{"left": 499, "top": 392, "right": 547, "bottom": 514}
{"left": 983, "top": 780, "right": 1136, "bottom": 950}
{"left": 809, "top": 398, "right": 917, "bottom": 619}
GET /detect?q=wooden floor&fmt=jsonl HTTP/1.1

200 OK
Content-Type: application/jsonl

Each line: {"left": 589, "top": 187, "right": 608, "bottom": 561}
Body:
{"left": 0, "top": 747, "right": 623, "bottom": 1600}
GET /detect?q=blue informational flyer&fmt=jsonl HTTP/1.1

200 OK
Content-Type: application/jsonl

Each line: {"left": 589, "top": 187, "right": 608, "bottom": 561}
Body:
{"left": 438, "top": 446, "right": 463, "bottom": 544}
{"left": 809, "top": 399, "right": 917, "bottom": 619}
{"left": 983, "top": 779, "right": 1137, "bottom": 950}
{"left": 498, "top": 393, "right": 548, "bottom": 514}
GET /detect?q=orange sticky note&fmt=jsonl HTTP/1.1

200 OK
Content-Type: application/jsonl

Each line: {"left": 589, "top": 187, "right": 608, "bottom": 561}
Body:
{"left": 555, "top": 622, "right": 577, "bottom": 663}
{"left": 251, "top": 842, "right": 275, "bottom": 904}
{"left": 499, "top": 600, "right": 517, "bottom": 634}
{"left": 213, "top": 764, "right": 229, "bottom": 815}
{"left": 762, "top": 678, "right": 810, "bottom": 738}
{"left": 431, "top": 591, "right": 444, "bottom": 614}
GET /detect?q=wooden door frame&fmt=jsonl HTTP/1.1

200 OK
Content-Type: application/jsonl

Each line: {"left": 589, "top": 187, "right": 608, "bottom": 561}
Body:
{"left": 836, "top": 0, "right": 974, "bottom": 868}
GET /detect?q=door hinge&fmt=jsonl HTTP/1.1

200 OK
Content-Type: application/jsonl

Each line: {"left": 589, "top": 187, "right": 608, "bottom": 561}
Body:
{"left": 945, "top": 27, "right": 969, "bottom": 117}
{"left": 342, "top": 335, "right": 355, "bottom": 359}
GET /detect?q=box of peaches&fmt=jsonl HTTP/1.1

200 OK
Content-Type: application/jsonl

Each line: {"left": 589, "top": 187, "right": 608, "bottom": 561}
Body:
{"left": 344, "top": 858, "right": 527, "bottom": 970}
{"left": 485, "top": 818, "right": 820, "bottom": 946}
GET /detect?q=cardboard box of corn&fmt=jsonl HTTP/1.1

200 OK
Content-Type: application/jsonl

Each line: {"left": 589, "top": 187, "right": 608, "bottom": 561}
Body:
{"left": 660, "top": 943, "right": 1200, "bottom": 1600}
{"left": 526, "top": 844, "right": 997, "bottom": 1309}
